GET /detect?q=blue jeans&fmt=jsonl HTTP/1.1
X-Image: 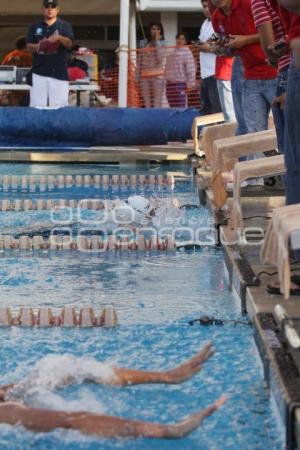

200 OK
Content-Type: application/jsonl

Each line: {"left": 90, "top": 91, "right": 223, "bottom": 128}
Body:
{"left": 166, "top": 82, "right": 187, "bottom": 108}
{"left": 241, "top": 77, "right": 277, "bottom": 166}
{"left": 216, "top": 79, "right": 236, "bottom": 122}
{"left": 231, "top": 56, "right": 247, "bottom": 136}
{"left": 271, "top": 68, "right": 289, "bottom": 154}
{"left": 284, "top": 60, "right": 300, "bottom": 206}
{"left": 242, "top": 78, "right": 277, "bottom": 133}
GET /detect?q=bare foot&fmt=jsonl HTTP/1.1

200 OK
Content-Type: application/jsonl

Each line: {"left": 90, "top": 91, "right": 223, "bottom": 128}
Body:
{"left": 268, "top": 280, "right": 300, "bottom": 291}
{"left": 166, "top": 394, "right": 227, "bottom": 438}
{"left": 221, "top": 171, "right": 234, "bottom": 183}
{"left": 165, "top": 342, "right": 214, "bottom": 384}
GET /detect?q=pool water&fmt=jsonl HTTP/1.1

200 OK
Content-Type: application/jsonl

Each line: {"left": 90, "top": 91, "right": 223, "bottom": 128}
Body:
{"left": 0, "top": 164, "right": 284, "bottom": 449}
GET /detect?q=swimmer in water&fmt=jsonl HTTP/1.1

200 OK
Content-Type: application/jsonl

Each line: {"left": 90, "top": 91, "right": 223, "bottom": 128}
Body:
{"left": 0, "top": 342, "right": 226, "bottom": 439}
{"left": 9, "top": 195, "right": 183, "bottom": 239}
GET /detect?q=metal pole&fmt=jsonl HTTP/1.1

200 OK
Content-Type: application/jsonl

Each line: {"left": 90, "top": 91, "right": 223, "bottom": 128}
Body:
{"left": 118, "top": 0, "right": 130, "bottom": 107}
{"left": 129, "top": 1, "right": 137, "bottom": 51}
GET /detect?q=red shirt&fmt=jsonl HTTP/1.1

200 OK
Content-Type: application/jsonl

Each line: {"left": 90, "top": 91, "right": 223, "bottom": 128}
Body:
{"left": 211, "top": 0, "right": 277, "bottom": 79}
{"left": 215, "top": 55, "right": 234, "bottom": 80}
{"left": 2, "top": 50, "right": 32, "bottom": 67}
{"left": 280, "top": 9, "right": 300, "bottom": 42}
{"left": 251, "top": 0, "right": 290, "bottom": 72}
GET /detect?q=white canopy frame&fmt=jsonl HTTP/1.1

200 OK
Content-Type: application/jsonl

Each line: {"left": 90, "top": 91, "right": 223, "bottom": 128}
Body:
{"left": 1, "top": 0, "right": 201, "bottom": 106}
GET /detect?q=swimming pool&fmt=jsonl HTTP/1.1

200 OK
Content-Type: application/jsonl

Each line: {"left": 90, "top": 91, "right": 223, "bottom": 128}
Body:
{"left": 0, "top": 164, "right": 284, "bottom": 449}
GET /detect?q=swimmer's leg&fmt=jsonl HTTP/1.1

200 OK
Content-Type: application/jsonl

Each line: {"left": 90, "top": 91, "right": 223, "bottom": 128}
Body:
{"left": 98, "top": 342, "right": 214, "bottom": 386}
{"left": 66, "top": 394, "right": 226, "bottom": 438}
{"left": 0, "top": 343, "right": 214, "bottom": 395}
{"left": 0, "top": 395, "right": 226, "bottom": 438}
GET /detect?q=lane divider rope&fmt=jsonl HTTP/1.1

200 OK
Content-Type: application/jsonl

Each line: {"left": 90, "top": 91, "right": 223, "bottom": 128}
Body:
{"left": 0, "top": 234, "right": 176, "bottom": 251}
{"left": 0, "top": 174, "right": 175, "bottom": 191}
{"left": 0, "top": 306, "right": 118, "bottom": 327}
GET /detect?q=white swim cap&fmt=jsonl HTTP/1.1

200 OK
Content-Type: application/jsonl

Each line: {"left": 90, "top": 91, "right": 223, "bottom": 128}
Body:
{"left": 127, "top": 195, "right": 151, "bottom": 213}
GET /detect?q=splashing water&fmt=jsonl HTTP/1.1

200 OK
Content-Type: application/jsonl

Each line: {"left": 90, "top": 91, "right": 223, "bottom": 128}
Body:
{"left": 6, "top": 354, "right": 115, "bottom": 411}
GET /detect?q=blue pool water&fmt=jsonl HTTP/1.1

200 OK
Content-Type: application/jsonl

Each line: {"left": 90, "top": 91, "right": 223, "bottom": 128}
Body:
{"left": 0, "top": 165, "right": 284, "bottom": 449}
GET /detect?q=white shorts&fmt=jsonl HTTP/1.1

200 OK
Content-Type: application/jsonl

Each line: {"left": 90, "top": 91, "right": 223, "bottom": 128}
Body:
{"left": 30, "top": 73, "right": 69, "bottom": 108}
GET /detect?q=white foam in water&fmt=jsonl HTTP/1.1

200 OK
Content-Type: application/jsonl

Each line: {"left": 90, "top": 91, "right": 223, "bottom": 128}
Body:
{"left": 6, "top": 354, "right": 116, "bottom": 408}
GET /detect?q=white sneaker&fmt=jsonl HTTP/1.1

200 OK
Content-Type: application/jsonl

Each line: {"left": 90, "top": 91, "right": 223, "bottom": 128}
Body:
{"left": 95, "top": 94, "right": 112, "bottom": 106}
{"left": 247, "top": 178, "right": 264, "bottom": 187}
{"left": 225, "top": 181, "right": 248, "bottom": 191}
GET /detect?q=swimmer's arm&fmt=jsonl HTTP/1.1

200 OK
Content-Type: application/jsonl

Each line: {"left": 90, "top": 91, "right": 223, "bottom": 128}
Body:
{"left": 88, "top": 342, "right": 214, "bottom": 386}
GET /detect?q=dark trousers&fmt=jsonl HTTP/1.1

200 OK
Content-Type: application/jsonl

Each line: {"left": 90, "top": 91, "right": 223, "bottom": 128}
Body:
{"left": 272, "top": 68, "right": 289, "bottom": 154}
{"left": 200, "top": 76, "right": 221, "bottom": 114}
{"left": 166, "top": 82, "right": 187, "bottom": 108}
{"left": 284, "top": 61, "right": 300, "bottom": 205}
{"left": 283, "top": 60, "right": 300, "bottom": 260}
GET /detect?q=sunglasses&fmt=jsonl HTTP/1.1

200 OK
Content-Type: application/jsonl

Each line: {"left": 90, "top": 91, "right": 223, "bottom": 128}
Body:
{"left": 44, "top": 4, "right": 57, "bottom": 8}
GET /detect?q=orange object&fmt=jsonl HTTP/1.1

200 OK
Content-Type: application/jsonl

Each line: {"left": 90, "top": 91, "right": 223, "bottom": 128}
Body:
{"left": 2, "top": 50, "right": 32, "bottom": 67}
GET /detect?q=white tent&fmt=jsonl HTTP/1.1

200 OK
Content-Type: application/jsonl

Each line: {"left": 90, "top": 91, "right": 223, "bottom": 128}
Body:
{"left": 139, "top": 0, "right": 202, "bottom": 11}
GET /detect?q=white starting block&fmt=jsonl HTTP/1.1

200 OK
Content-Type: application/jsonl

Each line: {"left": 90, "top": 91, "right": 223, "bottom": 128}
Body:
{"left": 229, "top": 155, "right": 286, "bottom": 230}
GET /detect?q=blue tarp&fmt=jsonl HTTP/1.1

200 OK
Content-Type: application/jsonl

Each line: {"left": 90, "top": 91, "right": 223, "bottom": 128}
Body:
{"left": 0, "top": 107, "right": 200, "bottom": 148}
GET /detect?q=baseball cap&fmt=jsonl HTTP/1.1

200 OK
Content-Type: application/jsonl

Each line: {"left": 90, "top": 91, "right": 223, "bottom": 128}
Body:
{"left": 43, "top": 0, "right": 58, "bottom": 7}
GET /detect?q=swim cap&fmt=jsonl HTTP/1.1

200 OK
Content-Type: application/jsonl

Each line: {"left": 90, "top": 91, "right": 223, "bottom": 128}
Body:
{"left": 127, "top": 195, "right": 151, "bottom": 213}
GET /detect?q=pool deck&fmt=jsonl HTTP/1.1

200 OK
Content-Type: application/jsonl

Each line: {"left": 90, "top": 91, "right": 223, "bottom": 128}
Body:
{"left": 0, "top": 142, "right": 194, "bottom": 163}
{"left": 196, "top": 162, "right": 300, "bottom": 450}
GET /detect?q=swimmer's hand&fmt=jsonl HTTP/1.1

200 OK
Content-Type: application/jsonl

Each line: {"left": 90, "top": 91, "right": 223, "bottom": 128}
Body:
{"left": 164, "top": 342, "right": 214, "bottom": 384}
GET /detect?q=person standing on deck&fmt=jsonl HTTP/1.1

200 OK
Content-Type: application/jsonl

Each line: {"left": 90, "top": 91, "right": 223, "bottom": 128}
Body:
{"left": 210, "top": 0, "right": 278, "bottom": 186}
{"left": 198, "top": 0, "right": 222, "bottom": 114}
{"left": 165, "top": 32, "right": 196, "bottom": 108}
{"left": 26, "top": 0, "right": 73, "bottom": 108}
{"left": 251, "top": 0, "right": 291, "bottom": 153}
{"left": 275, "top": 1, "right": 300, "bottom": 208}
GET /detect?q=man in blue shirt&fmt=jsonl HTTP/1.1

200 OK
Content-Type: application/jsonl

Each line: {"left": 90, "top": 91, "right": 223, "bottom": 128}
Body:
{"left": 26, "top": 0, "right": 73, "bottom": 108}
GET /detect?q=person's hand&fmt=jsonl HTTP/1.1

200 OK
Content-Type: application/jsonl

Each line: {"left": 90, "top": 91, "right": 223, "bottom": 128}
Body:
{"left": 291, "top": 37, "right": 300, "bottom": 69}
{"left": 225, "top": 35, "right": 247, "bottom": 49}
{"left": 267, "top": 40, "right": 288, "bottom": 61}
{"left": 272, "top": 92, "right": 287, "bottom": 110}
{"left": 38, "top": 38, "right": 60, "bottom": 54}
{"left": 266, "top": 57, "right": 278, "bottom": 68}
{"left": 48, "top": 33, "right": 61, "bottom": 43}
{"left": 199, "top": 42, "right": 215, "bottom": 53}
